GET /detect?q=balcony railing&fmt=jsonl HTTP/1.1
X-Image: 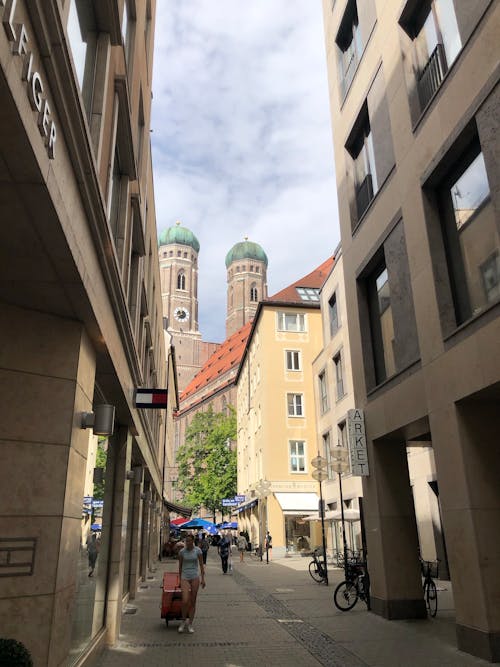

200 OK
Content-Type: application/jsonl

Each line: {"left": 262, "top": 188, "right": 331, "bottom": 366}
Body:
{"left": 355, "top": 173, "right": 374, "bottom": 220}
{"left": 417, "top": 43, "right": 447, "bottom": 109}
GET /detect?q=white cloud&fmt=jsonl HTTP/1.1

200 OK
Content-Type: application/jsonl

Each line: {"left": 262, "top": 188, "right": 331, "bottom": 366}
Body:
{"left": 152, "top": 1, "right": 340, "bottom": 342}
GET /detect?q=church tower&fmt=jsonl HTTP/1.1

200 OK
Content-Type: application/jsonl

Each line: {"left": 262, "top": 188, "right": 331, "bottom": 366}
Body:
{"left": 225, "top": 238, "right": 268, "bottom": 338}
{"left": 159, "top": 222, "right": 218, "bottom": 392}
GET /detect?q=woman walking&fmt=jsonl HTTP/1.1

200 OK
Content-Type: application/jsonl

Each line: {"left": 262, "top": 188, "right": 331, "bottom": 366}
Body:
{"left": 178, "top": 534, "right": 205, "bottom": 633}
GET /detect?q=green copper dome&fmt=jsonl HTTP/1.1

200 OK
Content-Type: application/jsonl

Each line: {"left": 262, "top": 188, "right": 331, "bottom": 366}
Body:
{"left": 158, "top": 222, "right": 200, "bottom": 253}
{"left": 225, "top": 239, "right": 268, "bottom": 268}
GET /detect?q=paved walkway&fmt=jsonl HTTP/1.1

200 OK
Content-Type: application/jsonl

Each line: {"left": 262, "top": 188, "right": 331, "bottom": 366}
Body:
{"left": 96, "top": 550, "right": 489, "bottom": 667}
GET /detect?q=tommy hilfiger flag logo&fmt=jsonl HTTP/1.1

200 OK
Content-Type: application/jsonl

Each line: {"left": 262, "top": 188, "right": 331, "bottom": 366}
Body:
{"left": 134, "top": 389, "right": 168, "bottom": 409}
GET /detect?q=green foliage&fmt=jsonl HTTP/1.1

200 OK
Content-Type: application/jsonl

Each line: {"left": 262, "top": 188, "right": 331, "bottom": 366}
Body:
{"left": 93, "top": 438, "right": 108, "bottom": 501}
{"left": 0, "top": 638, "right": 33, "bottom": 666}
{"left": 176, "top": 406, "right": 237, "bottom": 515}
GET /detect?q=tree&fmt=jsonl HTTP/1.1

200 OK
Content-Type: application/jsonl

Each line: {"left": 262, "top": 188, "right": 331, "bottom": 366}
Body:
{"left": 176, "top": 406, "right": 237, "bottom": 519}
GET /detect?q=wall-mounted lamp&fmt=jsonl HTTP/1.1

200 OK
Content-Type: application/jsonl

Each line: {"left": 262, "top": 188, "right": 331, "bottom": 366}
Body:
{"left": 81, "top": 404, "right": 115, "bottom": 437}
{"left": 126, "top": 466, "right": 143, "bottom": 484}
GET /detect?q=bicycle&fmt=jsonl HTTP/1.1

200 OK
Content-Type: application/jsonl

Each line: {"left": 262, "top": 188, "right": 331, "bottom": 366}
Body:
{"left": 420, "top": 558, "right": 439, "bottom": 617}
{"left": 308, "top": 548, "right": 327, "bottom": 583}
{"left": 333, "top": 559, "right": 370, "bottom": 611}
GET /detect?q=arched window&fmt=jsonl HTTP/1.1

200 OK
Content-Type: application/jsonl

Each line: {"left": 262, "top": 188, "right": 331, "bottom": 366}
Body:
{"left": 229, "top": 286, "right": 233, "bottom": 307}
{"left": 177, "top": 270, "right": 186, "bottom": 290}
{"left": 250, "top": 283, "right": 258, "bottom": 302}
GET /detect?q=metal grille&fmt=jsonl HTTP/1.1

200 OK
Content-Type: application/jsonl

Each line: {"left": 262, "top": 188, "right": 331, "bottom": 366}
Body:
{"left": 418, "top": 43, "right": 447, "bottom": 109}
{"left": 355, "top": 173, "right": 374, "bottom": 220}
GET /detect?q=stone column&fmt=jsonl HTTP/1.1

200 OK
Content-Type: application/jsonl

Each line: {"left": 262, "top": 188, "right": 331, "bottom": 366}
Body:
{"left": 0, "top": 304, "right": 96, "bottom": 667}
{"left": 364, "top": 437, "right": 427, "bottom": 619}
{"left": 432, "top": 400, "right": 500, "bottom": 661}
{"left": 104, "top": 426, "right": 132, "bottom": 644}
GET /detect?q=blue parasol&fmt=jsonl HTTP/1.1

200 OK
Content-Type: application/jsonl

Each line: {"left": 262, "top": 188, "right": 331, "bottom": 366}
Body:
{"left": 181, "top": 518, "right": 218, "bottom": 535}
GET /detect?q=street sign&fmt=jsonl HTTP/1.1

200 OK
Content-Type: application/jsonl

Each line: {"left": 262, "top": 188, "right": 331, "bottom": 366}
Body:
{"left": 222, "top": 498, "right": 238, "bottom": 506}
{"left": 134, "top": 388, "right": 168, "bottom": 409}
{"left": 347, "top": 409, "right": 369, "bottom": 476}
{"left": 234, "top": 495, "right": 245, "bottom": 502}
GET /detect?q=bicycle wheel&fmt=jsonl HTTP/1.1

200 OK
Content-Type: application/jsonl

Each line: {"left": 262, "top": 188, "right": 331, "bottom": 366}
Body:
{"left": 425, "top": 579, "right": 438, "bottom": 617}
{"left": 334, "top": 580, "right": 359, "bottom": 611}
{"left": 309, "top": 560, "right": 324, "bottom": 583}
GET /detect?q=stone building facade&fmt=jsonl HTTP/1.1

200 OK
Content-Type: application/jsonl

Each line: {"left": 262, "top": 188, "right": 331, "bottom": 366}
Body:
{"left": 322, "top": 0, "right": 499, "bottom": 660}
{"left": 0, "top": 1, "right": 175, "bottom": 665}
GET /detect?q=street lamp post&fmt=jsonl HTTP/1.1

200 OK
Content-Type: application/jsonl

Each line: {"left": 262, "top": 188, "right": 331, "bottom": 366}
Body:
{"left": 255, "top": 480, "right": 271, "bottom": 563}
{"left": 311, "top": 453, "right": 329, "bottom": 586}
{"left": 330, "top": 443, "right": 350, "bottom": 577}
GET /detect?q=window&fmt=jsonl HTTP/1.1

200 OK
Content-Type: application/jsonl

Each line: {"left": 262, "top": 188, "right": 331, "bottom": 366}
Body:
{"left": 438, "top": 142, "right": 496, "bottom": 323}
{"left": 323, "top": 431, "right": 334, "bottom": 480}
{"left": 347, "top": 104, "right": 378, "bottom": 220}
{"left": 336, "top": 0, "right": 363, "bottom": 98}
{"left": 329, "top": 292, "right": 339, "bottom": 336}
{"left": 250, "top": 283, "right": 258, "bottom": 302}
{"left": 286, "top": 350, "right": 301, "bottom": 371}
{"left": 334, "top": 352, "right": 345, "bottom": 399}
{"left": 400, "top": 0, "right": 461, "bottom": 110}
{"left": 367, "top": 263, "right": 396, "bottom": 384}
{"left": 122, "top": 0, "right": 134, "bottom": 66}
{"left": 109, "top": 144, "right": 124, "bottom": 240}
{"left": 67, "top": 0, "right": 98, "bottom": 116}
{"left": 289, "top": 441, "right": 306, "bottom": 473}
{"left": 287, "top": 393, "right": 303, "bottom": 417}
{"left": 338, "top": 421, "right": 348, "bottom": 449}
{"left": 177, "top": 271, "right": 186, "bottom": 290}
{"left": 277, "top": 312, "right": 306, "bottom": 332}
{"left": 318, "top": 371, "right": 329, "bottom": 414}
{"left": 296, "top": 287, "right": 320, "bottom": 302}
{"left": 137, "top": 90, "right": 145, "bottom": 172}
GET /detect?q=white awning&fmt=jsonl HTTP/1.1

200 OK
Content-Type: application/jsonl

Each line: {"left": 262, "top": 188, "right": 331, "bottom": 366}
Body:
{"left": 274, "top": 492, "right": 319, "bottom": 515}
{"left": 304, "top": 509, "right": 360, "bottom": 522}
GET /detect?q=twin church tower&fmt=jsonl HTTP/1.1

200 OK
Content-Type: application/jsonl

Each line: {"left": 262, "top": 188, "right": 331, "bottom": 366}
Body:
{"left": 158, "top": 222, "right": 268, "bottom": 392}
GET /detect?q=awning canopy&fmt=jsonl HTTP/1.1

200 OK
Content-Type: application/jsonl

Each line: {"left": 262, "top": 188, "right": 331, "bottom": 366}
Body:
{"left": 235, "top": 499, "right": 257, "bottom": 513}
{"left": 304, "top": 509, "right": 360, "bottom": 522}
{"left": 274, "top": 492, "right": 319, "bottom": 515}
{"left": 163, "top": 499, "right": 192, "bottom": 518}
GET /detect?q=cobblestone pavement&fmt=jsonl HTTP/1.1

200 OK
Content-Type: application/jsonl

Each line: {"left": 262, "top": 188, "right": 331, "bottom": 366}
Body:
{"left": 95, "top": 551, "right": 490, "bottom": 667}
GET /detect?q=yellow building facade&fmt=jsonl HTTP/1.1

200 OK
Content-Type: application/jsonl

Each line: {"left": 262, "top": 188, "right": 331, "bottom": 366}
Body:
{"left": 235, "top": 261, "right": 333, "bottom": 557}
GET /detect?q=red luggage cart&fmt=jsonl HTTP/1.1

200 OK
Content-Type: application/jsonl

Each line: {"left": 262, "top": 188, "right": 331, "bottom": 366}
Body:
{"left": 161, "top": 572, "right": 183, "bottom": 626}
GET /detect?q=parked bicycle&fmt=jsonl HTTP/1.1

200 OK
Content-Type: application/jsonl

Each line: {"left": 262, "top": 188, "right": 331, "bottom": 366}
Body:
{"left": 420, "top": 557, "right": 439, "bottom": 617}
{"left": 308, "top": 548, "right": 327, "bottom": 583}
{"left": 333, "top": 558, "right": 370, "bottom": 611}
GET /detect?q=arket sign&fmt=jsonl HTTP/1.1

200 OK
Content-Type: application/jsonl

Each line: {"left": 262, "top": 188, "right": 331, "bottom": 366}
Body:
{"left": 347, "top": 409, "right": 370, "bottom": 476}
{"left": 1, "top": 0, "right": 57, "bottom": 158}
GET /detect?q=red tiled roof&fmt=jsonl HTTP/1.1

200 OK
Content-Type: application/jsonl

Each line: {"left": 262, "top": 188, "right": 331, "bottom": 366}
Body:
{"left": 179, "top": 321, "right": 252, "bottom": 402}
{"left": 267, "top": 256, "right": 334, "bottom": 303}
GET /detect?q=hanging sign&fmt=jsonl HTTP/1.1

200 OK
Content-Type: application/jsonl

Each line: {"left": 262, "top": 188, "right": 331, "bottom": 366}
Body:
{"left": 134, "top": 388, "right": 168, "bottom": 409}
{"left": 347, "top": 409, "right": 369, "bottom": 476}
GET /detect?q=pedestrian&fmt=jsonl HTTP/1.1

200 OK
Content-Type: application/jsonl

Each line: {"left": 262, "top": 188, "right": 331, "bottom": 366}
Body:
{"left": 86, "top": 532, "right": 99, "bottom": 577}
{"left": 265, "top": 531, "right": 272, "bottom": 560}
{"left": 237, "top": 531, "right": 248, "bottom": 562}
{"left": 200, "top": 533, "right": 209, "bottom": 564}
{"left": 178, "top": 534, "right": 206, "bottom": 634}
{"left": 218, "top": 532, "right": 231, "bottom": 574}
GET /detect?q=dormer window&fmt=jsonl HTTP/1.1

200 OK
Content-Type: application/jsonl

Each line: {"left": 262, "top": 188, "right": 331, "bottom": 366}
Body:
{"left": 296, "top": 287, "right": 320, "bottom": 302}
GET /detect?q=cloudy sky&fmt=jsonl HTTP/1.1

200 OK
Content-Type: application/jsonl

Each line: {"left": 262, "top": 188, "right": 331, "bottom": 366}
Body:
{"left": 151, "top": 1, "right": 340, "bottom": 343}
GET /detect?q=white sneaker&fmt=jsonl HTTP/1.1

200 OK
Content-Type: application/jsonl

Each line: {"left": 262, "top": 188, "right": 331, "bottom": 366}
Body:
{"left": 187, "top": 624, "right": 194, "bottom": 634}
{"left": 178, "top": 621, "right": 185, "bottom": 634}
